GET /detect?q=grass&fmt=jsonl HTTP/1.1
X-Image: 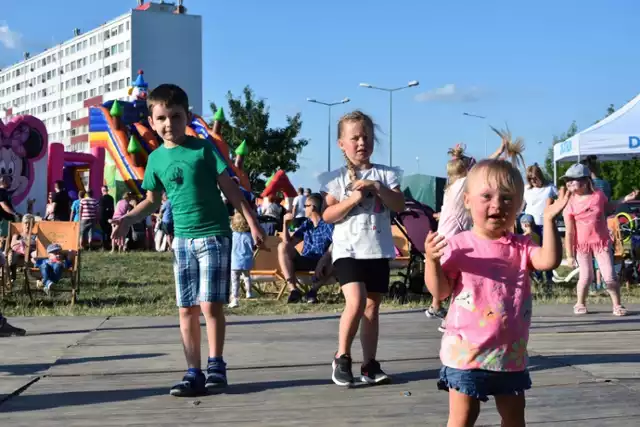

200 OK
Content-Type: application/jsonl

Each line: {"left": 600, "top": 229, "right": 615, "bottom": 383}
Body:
{"left": 1, "top": 251, "right": 640, "bottom": 317}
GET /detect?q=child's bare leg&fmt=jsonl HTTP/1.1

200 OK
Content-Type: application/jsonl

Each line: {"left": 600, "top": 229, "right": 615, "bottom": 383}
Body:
{"left": 594, "top": 250, "right": 622, "bottom": 308}
{"left": 495, "top": 394, "right": 526, "bottom": 427}
{"left": 338, "top": 282, "right": 366, "bottom": 356}
{"left": 575, "top": 252, "right": 594, "bottom": 306}
{"left": 447, "top": 389, "right": 480, "bottom": 427}
{"left": 200, "top": 301, "right": 225, "bottom": 358}
{"left": 360, "top": 292, "right": 382, "bottom": 364}
{"left": 178, "top": 306, "right": 201, "bottom": 368}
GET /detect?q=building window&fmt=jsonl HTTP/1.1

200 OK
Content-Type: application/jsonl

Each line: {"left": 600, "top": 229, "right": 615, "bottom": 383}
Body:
{"left": 126, "top": 40, "right": 130, "bottom": 51}
{"left": 104, "top": 83, "right": 111, "bottom": 92}
{"left": 111, "top": 45, "right": 117, "bottom": 56}
{"left": 118, "top": 79, "right": 125, "bottom": 90}
{"left": 118, "top": 24, "right": 124, "bottom": 34}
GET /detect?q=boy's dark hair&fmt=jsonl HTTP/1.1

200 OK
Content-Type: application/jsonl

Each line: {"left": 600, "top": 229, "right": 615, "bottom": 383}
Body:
{"left": 147, "top": 84, "right": 190, "bottom": 115}
{"left": 86, "top": 190, "right": 93, "bottom": 197}
{"left": 307, "top": 193, "right": 323, "bottom": 213}
{"left": 297, "top": 187, "right": 304, "bottom": 194}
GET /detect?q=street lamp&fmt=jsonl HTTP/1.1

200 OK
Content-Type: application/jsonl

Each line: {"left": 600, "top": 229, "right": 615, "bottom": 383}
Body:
{"left": 307, "top": 97, "right": 351, "bottom": 171}
{"left": 463, "top": 112, "right": 488, "bottom": 156}
{"left": 359, "top": 80, "right": 420, "bottom": 166}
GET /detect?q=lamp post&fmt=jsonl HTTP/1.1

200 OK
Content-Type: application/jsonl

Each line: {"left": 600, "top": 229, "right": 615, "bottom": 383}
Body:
{"left": 306, "top": 97, "right": 351, "bottom": 171}
{"left": 462, "top": 112, "right": 488, "bottom": 156}
{"left": 359, "top": 80, "right": 420, "bottom": 166}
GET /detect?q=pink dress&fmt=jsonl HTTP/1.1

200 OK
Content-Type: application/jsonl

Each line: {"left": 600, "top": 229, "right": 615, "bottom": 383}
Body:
{"left": 563, "top": 190, "right": 610, "bottom": 254}
{"left": 437, "top": 177, "right": 471, "bottom": 239}
{"left": 440, "top": 231, "right": 539, "bottom": 372}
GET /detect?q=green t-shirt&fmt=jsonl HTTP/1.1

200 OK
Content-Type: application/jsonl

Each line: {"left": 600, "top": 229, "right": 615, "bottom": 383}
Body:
{"left": 142, "top": 136, "right": 231, "bottom": 238}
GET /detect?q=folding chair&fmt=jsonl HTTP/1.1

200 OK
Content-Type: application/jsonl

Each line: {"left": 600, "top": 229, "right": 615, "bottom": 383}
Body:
{"left": 27, "top": 221, "right": 81, "bottom": 305}
{"left": 3, "top": 220, "right": 38, "bottom": 300}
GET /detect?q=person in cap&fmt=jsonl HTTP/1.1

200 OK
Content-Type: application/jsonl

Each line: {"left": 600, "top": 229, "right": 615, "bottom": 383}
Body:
{"left": 519, "top": 214, "right": 540, "bottom": 245}
{"left": 35, "top": 243, "right": 72, "bottom": 296}
{"left": 562, "top": 163, "right": 637, "bottom": 316}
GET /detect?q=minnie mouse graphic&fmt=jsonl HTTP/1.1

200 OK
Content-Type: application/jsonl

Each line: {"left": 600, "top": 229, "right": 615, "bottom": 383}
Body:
{"left": 0, "top": 116, "right": 47, "bottom": 206}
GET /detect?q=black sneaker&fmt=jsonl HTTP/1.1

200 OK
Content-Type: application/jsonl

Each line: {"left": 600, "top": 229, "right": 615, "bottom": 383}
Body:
{"left": 332, "top": 354, "right": 354, "bottom": 387}
{"left": 305, "top": 289, "right": 318, "bottom": 304}
{"left": 287, "top": 288, "right": 302, "bottom": 304}
{"left": 361, "top": 359, "right": 391, "bottom": 385}
{"left": 205, "top": 360, "right": 228, "bottom": 391}
{"left": 169, "top": 371, "right": 206, "bottom": 397}
{"left": 0, "top": 317, "right": 26, "bottom": 337}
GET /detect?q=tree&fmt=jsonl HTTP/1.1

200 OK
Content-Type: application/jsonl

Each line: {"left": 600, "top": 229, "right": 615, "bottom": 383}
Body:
{"left": 209, "top": 86, "right": 309, "bottom": 194}
{"left": 543, "top": 121, "right": 578, "bottom": 180}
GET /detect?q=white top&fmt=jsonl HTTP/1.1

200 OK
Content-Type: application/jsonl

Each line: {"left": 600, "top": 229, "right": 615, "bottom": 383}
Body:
{"left": 319, "top": 164, "right": 402, "bottom": 261}
{"left": 292, "top": 195, "right": 307, "bottom": 218}
{"left": 523, "top": 185, "right": 557, "bottom": 226}
{"left": 437, "top": 177, "right": 471, "bottom": 239}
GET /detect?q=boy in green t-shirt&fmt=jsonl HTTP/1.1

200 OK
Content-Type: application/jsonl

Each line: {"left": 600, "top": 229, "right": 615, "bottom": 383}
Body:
{"left": 112, "top": 84, "right": 264, "bottom": 397}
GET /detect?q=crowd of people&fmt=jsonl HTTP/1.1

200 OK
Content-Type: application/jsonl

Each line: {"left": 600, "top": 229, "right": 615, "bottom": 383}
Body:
{"left": 2, "top": 80, "right": 637, "bottom": 426}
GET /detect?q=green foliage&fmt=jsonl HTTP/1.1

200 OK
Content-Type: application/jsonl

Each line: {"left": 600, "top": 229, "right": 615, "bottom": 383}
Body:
{"left": 210, "top": 86, "right": 309, "bottom": 193}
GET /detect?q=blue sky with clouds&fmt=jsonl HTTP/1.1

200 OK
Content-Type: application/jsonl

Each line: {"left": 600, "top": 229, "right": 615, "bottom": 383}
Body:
{"left": 3, "top": 0, "right": 640, "bottom": 190}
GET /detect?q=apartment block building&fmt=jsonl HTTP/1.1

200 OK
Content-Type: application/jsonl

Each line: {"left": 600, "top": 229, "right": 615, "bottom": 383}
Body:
{"left": 0, "top": 1, "right": 202, "bottom": 152}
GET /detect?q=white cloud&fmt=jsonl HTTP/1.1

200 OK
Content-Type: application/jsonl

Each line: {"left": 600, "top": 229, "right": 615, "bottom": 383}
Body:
{"left": 414, "top": 83, "right": 484, "bottom": 103}
{"left": 0, "top": 22, "right": 22, "bottom": 49}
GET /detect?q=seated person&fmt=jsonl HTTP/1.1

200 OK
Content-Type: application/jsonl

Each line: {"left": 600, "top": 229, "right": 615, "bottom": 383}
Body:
{"left": 277, "top": 193, "right": 333, "bottom": 304}
{"left": 35, "top": 243, "right": 73, "bottom": 296}
{"left": 9, "top": 214, "right": 37, "bottom": 282}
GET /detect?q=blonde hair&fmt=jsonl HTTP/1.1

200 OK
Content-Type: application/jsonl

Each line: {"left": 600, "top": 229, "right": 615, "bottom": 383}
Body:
{"left": 491, "top": 126, "right": 526, "bottom": 170}
{"left": 231, "top": 211, "right": 250, "bottom": 233}
{"left": 446, "top": 144, "right": 472, "bottom": 185}
{"left": 21, "top": 213, "right": 34, "bottom": 225}
{"left": 337, "top": 110, "right": 376, "bottom": 184}
{"left": 466, "top": 159, "right": 525, "bottom": 209}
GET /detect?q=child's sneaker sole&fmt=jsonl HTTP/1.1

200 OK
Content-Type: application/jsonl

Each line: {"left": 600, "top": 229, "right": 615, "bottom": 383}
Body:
{"left": 360, "top": 374, "right": 391, "bottom": 385}
{"left": 331, "top": 360, "right": 353, "bottom": 387}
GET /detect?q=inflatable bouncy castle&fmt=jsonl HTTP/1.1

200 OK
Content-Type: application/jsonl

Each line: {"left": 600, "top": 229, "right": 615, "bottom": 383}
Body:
{"left": 0, "top": 115, "right": 49, "bottom": 216}
{"left": 88, "top": 70, "right": 251, "bottom": 199}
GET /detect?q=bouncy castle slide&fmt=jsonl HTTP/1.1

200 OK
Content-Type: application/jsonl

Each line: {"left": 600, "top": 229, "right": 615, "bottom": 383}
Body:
{"left": 89, "top": 103, "right": 250, "bottom": 198}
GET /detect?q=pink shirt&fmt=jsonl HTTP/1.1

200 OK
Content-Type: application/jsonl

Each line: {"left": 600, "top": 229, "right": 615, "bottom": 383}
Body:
{"left": 113, "top": 199, "right": 131, "bottom": 220}
{"left": 437, "top": 178, "right": 471, "bottom": 239}
{"left": 440, "top": 231, "right": 538, "bottom": 372}
{"left": 563, "top": 190, "right": 610, "bottom": 254}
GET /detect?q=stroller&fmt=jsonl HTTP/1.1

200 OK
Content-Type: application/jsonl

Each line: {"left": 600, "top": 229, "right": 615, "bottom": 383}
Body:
{"left": 389, "top": 199, "right": 438, "bottom": 302}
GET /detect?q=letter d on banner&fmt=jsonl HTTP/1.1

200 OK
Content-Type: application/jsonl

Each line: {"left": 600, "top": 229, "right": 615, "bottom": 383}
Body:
{"left": 629, "top": 136, "right": 640, "bottom": 149}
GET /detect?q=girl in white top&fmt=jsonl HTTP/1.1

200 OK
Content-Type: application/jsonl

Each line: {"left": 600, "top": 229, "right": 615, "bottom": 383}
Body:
{"left": 428, "top": 141, "right": 508, "bottom": 324}
{"left": 320, "top": 110, "right": 405, "bottom": 388}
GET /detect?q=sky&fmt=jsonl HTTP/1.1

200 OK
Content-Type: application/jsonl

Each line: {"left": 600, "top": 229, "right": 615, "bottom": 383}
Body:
{"left": 2, "top": 0, "right": 640, "bottom": 191}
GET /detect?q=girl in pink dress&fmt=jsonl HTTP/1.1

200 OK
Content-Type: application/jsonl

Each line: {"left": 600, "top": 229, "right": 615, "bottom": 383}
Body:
{"left": 110, "top": 192, "right": 132, "bottom": 253}
{"left": 425, "top": 159, "right": 569, "bottom": 426}
{"left": 562, "top": 163, "right": 637, "bottom": 316}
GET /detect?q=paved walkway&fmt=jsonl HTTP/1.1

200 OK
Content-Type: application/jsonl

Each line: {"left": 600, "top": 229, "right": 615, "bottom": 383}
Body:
{"left": 1, "top": 304, "right": 640, "bottom": 426}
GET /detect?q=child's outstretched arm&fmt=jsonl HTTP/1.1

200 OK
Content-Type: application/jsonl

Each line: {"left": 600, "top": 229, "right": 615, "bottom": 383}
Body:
{"left": 218, "top": 171, "right": 265, "bottom": 247}
{"left": 531, "top": 187, "right": 570, "bottom": 271}
{"left": 487, "top": 138, "right": 507, "bottom": 159}
{"left": 424, "top": 231, "right": 453, "bottom": 300}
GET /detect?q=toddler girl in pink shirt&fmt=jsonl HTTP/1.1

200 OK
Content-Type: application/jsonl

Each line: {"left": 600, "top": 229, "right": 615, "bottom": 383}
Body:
{"left": 425, "top": 159, "right": 569, "bottom": 427}
{"left": 562, "top": 163, "right": 636, "bottom": 316}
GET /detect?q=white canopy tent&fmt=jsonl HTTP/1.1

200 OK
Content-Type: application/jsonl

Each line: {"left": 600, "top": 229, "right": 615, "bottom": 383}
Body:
{"left": 553, "top": 92, "right": 640, "bottom": 182}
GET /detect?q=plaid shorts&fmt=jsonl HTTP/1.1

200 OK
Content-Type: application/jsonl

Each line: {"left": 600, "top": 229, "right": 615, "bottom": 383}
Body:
{"left": 172, "top": 235, "right": 231, "bottom": 307}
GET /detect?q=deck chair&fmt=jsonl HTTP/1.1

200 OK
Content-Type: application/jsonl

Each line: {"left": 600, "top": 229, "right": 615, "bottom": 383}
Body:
{"left": 250, "top": 235, "right": 286, "bottom": 297}
{"left": 3, "top": 220, "right": 38, "bottom": 300}
{"left": 27, "top": 221, "right": 81, "bottom": 305}
{"left": 390, "top": 224, "right": 411, "bottom": 270}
